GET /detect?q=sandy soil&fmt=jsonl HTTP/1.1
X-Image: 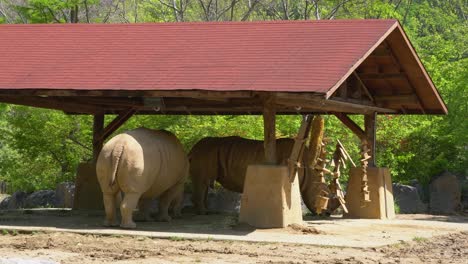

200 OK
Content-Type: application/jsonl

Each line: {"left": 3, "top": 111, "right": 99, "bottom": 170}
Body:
{"left": 0, "top": 230, "right": 466, "bottom": 264}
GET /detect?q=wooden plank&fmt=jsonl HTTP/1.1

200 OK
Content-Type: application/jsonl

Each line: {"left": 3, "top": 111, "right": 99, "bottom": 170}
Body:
{"left": 93, "top": 114, "right": 105, "bottom": 160}
{"left": 263, "top": 95, "right": 277, "bottom": 164}
{"left": 364, "top": 113, "right": 377, "bottom": 167}
{"left": 358, "top": 72, "right": 406, "bottom": 80}
{"left": 334, "top": 113, "right": 366, "bottom": 140}
{"left": 288, "top": 114, "right": 313, "bottom": 180}
{"left": 374, "top": 94, "right": 418, "bottom": 102}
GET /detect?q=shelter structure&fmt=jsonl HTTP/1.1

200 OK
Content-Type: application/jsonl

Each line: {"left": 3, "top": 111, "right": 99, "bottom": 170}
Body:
{"left": 0, "top": 20, "right": 446, "bottom": 224}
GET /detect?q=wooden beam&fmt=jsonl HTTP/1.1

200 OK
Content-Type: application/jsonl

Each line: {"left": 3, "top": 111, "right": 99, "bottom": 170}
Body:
{"left": 0, "top": 96, "right": 104, "bottom": 114}
{"left": 263, "top": 95, "right": 277, "bottom": 164}
{"left": 100, "top": 108, "right": 137, "bottom": 143}
{"left": 374, "top": 94, "right": 418, "bottom": 102}
{"left": 364, "top": 113, "right": 377, "bottom": 167}
{"left": 358, "top": 73, "right": 406, "bottom": 80}
{"left": 353, "top": 72, "right": 375, "bottom": 103}
{"left": 93, "top": 114, "right": 105, "bottom": 161}
{"left": 334, "top": 113, "right": 366, "bottom": 140}
{"left": 276, "top": 94, "right": 396, "bottom": 114}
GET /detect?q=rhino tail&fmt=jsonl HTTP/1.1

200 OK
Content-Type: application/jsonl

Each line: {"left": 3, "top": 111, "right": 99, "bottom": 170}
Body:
{"left": 110, "top": 144, "right": 125, "bottom": 187}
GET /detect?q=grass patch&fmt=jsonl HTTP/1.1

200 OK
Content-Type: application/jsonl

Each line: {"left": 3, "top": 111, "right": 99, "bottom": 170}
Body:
{"left": 412, "top": 236, "right": 427, "bottom": 242}
{"left": 169, "top": 236, "right": 185, "bottom": 241}
{"left": 394, "top": 202, "right": 401, "bottom": 214}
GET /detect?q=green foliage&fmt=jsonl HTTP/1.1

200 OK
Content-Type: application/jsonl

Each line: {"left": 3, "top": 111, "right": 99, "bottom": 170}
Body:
{"left": 394, "top": 202, "right": 400, "bottom": 214}
{"left": 0, "top": 104, "right": 93, "bottom": 191}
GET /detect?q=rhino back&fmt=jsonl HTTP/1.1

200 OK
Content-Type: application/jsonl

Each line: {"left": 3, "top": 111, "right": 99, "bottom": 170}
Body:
{"left": 100, "top": 128, "right": 187, "bottom": 197}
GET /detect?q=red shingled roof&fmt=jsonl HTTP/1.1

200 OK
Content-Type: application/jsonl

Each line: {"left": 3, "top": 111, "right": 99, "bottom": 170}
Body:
{"left": 0, "top": 20, "right": 398, "bottom": 93}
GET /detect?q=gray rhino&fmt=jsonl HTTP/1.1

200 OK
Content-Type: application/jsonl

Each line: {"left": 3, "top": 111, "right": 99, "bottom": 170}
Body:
{"left": 189, "top": 136, "right": 322, "bottom": 215}
{"left": 96, "top": 128, "right": 189, "bottom": 229}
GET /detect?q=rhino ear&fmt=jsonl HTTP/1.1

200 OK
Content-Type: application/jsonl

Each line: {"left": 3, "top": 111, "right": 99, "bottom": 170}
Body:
{"left": 306, "top": 115, "right": 325, "bottom": 167}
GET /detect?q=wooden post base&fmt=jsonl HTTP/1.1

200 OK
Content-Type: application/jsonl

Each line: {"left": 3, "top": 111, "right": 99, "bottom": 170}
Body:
{"left": 73, "top": 162, "right": 103, "bottom": 210}
{"left": 345, "top": 167, "right": 395, "bottom": 219}
{"left": 239, "top": 165, "right": 303, "bottom": 228}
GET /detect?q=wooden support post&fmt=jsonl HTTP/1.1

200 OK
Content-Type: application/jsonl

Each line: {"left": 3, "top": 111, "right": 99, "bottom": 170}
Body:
{"left": 99, "top": 108, "right": 136, "bottom": 143}
{"left": 263, "top": 96, "right": 277, "bottom": 164}
{"left": 364, "top": 112, "right": 377, "bottom": 167}
{"left": 93, "top": 114, "right": 104, "bottom": 161}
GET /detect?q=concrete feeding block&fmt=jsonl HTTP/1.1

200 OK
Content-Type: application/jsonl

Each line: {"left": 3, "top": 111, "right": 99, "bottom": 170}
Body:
{"left": 345, "top": 167, "right": 395, "bottom": 219}
{"left": 239, "top": 165, "right": 303, "bottom": 228}
{"left": 73, "top": 162, "right": 103, "bottom": 210}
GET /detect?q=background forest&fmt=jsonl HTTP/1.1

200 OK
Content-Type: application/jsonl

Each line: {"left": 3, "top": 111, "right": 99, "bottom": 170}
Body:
{"left": 0, "top": 0, "right": 466, "bottom": 193}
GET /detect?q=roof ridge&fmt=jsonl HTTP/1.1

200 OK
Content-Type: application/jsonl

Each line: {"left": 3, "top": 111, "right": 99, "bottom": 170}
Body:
{"left": 0, "top": 19, "right": 398, "bottom": 27}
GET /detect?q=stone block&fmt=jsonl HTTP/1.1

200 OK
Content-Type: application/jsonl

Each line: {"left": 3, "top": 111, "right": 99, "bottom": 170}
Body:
{"left": 239, "top": 165, "right": 303, "bottom": 228}
{"left": 345, "top": 167, "right": 395, "bottom": 219}
{"left": 55, "top": 182, "right": 75, "bottom": 208}
{"left": 393, "top": 183, "right": 427, "bottom": 214}
{"left": 73, "top": 162, "right": 103, "bottom": 210}
{"left": 429, "top": 171, "right": 461, "bottom": 215}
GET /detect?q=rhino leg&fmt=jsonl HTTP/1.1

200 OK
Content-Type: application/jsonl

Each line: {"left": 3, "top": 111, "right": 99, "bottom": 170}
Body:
{"left": 157, "top": 181, "right": 184, "bottom": 222}
{"left": 192, "top": 179, "right": 209, "bottom": 215}
{"left": 170, "top": 184, "right": 184, "bottom": 218}
{"left": 120, "top": 192, "right": 142, "bottom": 229}
{"left": 102, "top": 192, "right": 119, "bottom": 227}
{"left": 135, "top": 198, "right": 153, "bottom": 222}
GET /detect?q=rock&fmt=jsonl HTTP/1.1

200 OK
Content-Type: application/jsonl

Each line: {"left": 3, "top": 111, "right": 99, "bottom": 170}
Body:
{"left": 392, "top": 183, "right": 427, "bottom": 214}
{"left": 429, "top": 171, "right": 462, "bottom": 215}
{"left": 409, "top": 179, "right": 428, "bottom": 202}
{"left": 24, "top": 190, "right": 56, "bottom": 208}
{"left": 460, "top": 176, "right": 468, "bottom": 212}
{"left": 55, "top": 182, "right": 75, "bottom": 208}
{"left": 0, "top": 191, "right": 27, "bottom": 209}
{"left": 0, "top": 194, "right": 11, "bottom": 209}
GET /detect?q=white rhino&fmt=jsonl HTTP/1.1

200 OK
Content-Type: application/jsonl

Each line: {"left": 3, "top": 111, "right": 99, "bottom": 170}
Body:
{"left": 96, "top": 127, "right": 189, "bottom": 229}
{"left": 189, "top": 136, "right": 324, "bottom": 215}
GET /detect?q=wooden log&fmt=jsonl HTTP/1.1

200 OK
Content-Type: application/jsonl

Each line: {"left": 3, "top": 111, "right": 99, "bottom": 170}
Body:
{"left": 263, "top": 96, "right": 277, "bottom": 165}
{"left": 364, "top": 113, "right": 377, "bottom": 167}
{"left": 93, "top": 114, "right": 105, "bottom": 161}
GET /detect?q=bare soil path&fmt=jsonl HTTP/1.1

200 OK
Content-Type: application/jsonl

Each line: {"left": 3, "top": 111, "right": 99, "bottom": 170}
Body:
{"left": 0, "top": 210, "right": 467, "bottom": 263}
{"left": 0, "top": 231, "right": 466, "bottom": 263}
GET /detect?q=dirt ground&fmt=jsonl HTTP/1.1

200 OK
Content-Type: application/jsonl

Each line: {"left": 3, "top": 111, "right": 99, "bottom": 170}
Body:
{"left": 0, "top": 210, "right": 467, "bottom": 263}
{"left": 0, "top": 230, "right": 466, "bottom": 263}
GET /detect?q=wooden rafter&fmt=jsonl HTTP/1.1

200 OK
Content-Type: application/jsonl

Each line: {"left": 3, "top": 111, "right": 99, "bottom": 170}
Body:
{"left": 99, "top": 108, "right": 137, "bottom": 143}
{"left": 352, "top": 71, "right": 375, "bottom": 103}
{"left": 333, "top": 113, "right": 366, "bottom": 140}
